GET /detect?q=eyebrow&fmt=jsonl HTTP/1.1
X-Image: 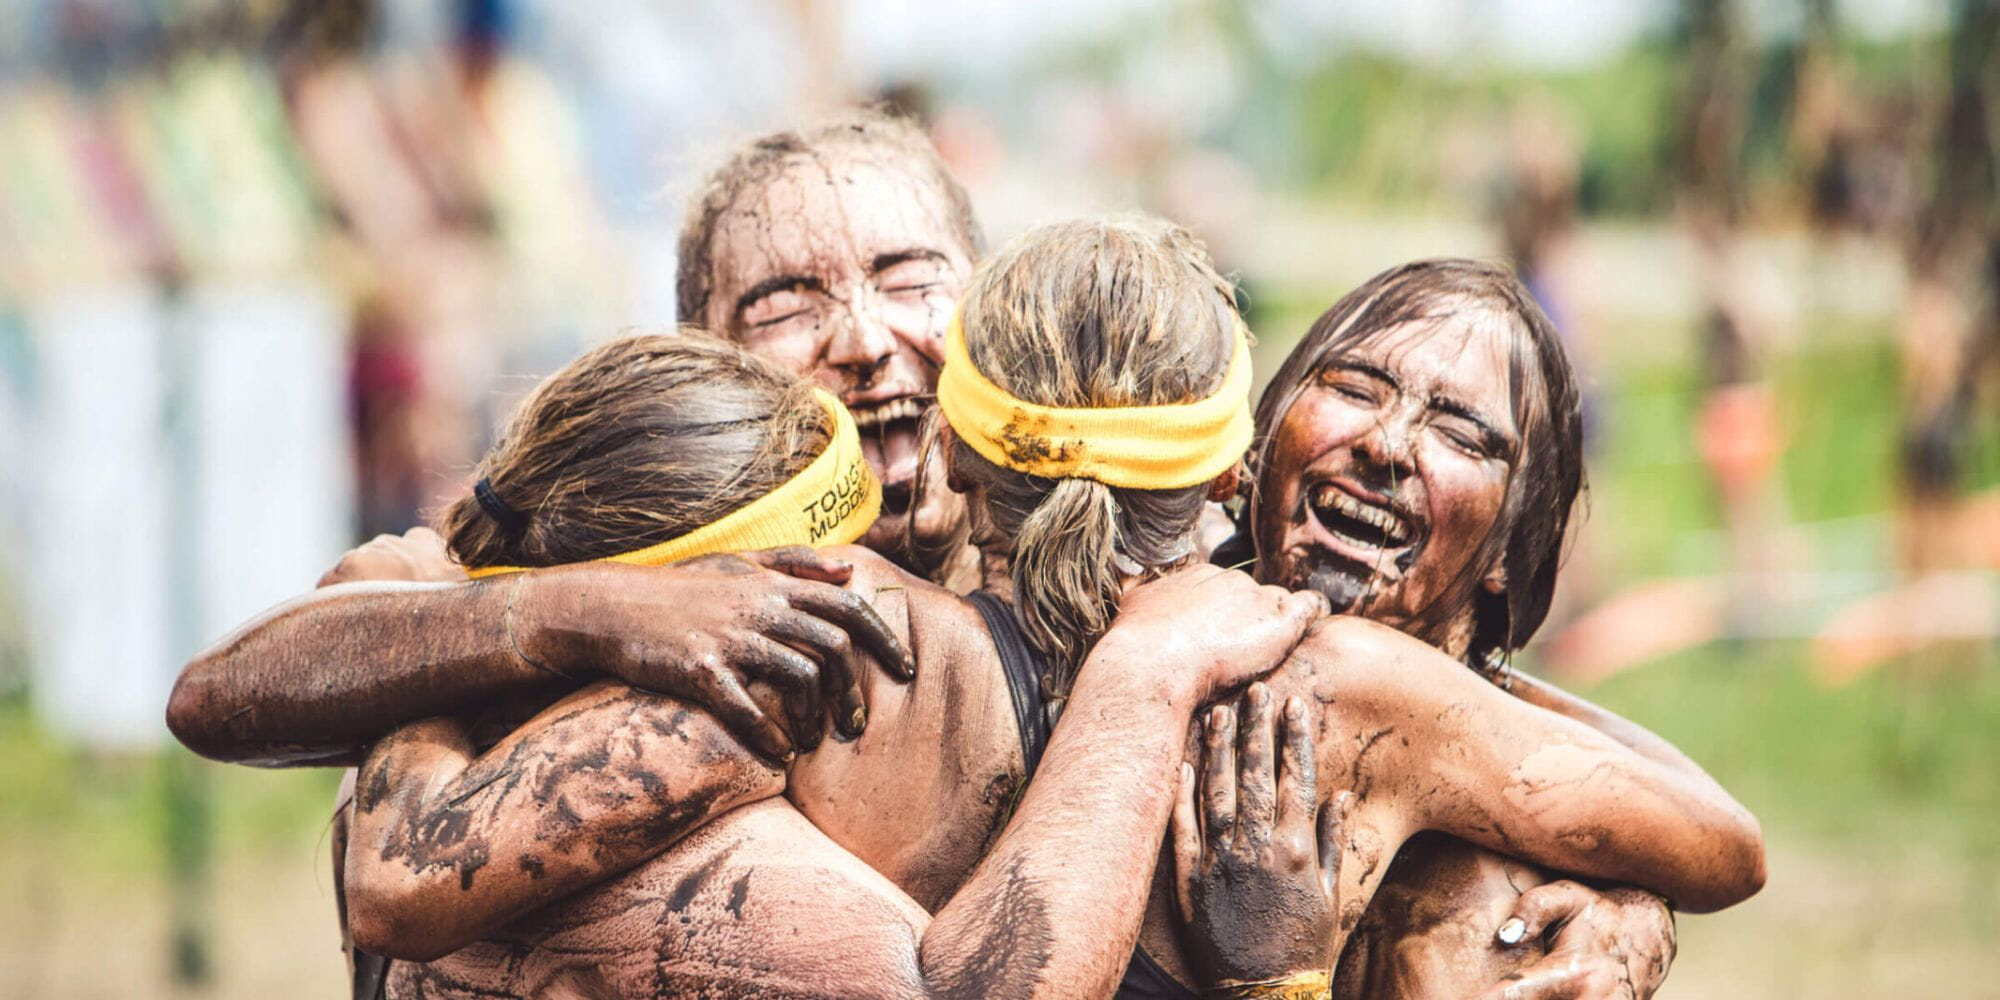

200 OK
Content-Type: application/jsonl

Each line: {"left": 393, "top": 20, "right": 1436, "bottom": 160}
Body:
{"left": 1429, "top": 395, "right": 1512, "bottom": 452}
{"left": 1328, "top": 360, "right": 1402, "bottom": 392}
{"left": 1329, "top": 360, "right": 1512, "bottom": 451}
{"left": 870, "top": 248, "right": 950, "bottom": 274}
{"left": 735, "top": 274, "right": 826, "bottom": 317}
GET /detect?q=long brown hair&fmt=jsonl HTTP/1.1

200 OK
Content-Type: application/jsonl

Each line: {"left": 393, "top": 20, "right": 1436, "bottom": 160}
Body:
{"left": 439, "top": 333, "right": 829, "bottom": 569}
{"left": 945, "top": 216, "right": 1241, "bottom": 696}
{"left": 1247, "top": 259, "right": 1585, "bottom": 664}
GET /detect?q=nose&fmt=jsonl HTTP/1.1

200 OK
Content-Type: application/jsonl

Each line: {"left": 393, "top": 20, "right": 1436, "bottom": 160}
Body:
{"left": 1354, "top": 405, "right": 1418, "bottom": 481}
{"left": 824, "top": 295, "right": 898, "bottom": 385}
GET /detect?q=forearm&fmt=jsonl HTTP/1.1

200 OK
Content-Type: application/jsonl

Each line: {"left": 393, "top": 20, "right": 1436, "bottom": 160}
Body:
{"left": 1508, "top": 673, "right": 1709, "bottom": 779}
{"left": 345, "top": 683, "right": 786, "bottom": 960}
{"left": 916, "top": 646, "right": 1194, "bottom": 999}
{"left": 1427, "top": 699, "right": 1763, "bottom": 911}
{"left": 167, "top": 576, "right": 565, "bottom": 766}
{"left": 1309, "top": 620, "right": 1764, "bottom": 912}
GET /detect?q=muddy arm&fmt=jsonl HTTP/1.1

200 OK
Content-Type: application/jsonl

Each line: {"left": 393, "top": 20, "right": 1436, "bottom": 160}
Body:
{"left": 168, "top": 551, "right": 913, "bottom": 766}
{"left": 344, "top": 681, "right": 787, "bottom": 961}
{"left": 1507, "top": 672, "right": 1707, "bottom": 779}
{"left": 167, "top": 576, "right": 564, "bottom": 767}
{"left": 1308, "top": 617, "right": 1765, "bottom": 914}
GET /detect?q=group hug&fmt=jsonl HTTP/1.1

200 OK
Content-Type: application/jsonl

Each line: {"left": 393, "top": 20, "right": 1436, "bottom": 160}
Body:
{"left": 166, "top": 110, "right": 1764, "bottom": 1000}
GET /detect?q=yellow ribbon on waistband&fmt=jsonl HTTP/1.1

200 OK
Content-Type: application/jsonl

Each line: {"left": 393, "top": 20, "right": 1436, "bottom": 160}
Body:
{"left": 1206, "top": 970, "right": 1333, "bottom": 1000}
{"left": 465, "top": 388, "right": 880, "bottom": 579}
{"left": 936, "top": 309, "right": 1254, "bottom": 489}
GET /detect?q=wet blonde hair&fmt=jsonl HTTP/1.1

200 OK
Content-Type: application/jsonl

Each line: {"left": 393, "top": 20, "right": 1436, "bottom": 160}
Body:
{"left": 945, "top": 216, "right": 1240, "bottom": 696}
{"left": 440, "top": 332, "right": 829, "bottom": 569}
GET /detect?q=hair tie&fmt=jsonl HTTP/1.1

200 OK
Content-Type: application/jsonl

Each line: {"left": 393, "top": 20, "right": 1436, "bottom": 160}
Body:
{"left": 474, "top": 477, "right": 528, "bottom": 536}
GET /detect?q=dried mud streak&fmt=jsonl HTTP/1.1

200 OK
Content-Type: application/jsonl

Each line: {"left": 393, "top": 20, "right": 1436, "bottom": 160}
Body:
{"left": 1347, "top": 726, "right": 1395, "bottom": 803}
{"left": 366, "top": 689, "right": 768, "bottom": 893}
{"left": 931, "top": 855, "right": 1055, "bottom": 1000}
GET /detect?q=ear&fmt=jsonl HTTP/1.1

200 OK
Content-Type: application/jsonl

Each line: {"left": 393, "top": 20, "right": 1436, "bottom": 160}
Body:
{"left": 1206, "top": 462, "right": 1245, "bottom": 503}
{"left": 939, "top": 423, "right": 970, "bottom": 493}
{"left": 1481, "top": 559, "right": 1507, "bottom": 595}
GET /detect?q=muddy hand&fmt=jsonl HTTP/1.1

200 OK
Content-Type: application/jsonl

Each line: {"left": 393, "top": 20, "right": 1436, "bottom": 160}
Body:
{"left": 1172, "top": 686, "right": 1352, "bottom": 988}
{"left": 1111, "top": 565, "right": 1328, "bottom": 704}
{"left": 317, "top": 527, "right": 463, "bottom": 587}
{"left": 516, "top": 548, "right": 914, "bottom": 761}
{"left": 1475, "top": 881, "right": 1675, "bottom": 1000}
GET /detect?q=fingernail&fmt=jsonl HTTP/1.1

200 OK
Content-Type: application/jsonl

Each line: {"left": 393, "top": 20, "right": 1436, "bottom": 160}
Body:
{"left": 1249, "top": 682, "right": 1269, "bottom": 706}
{"left": 1497, "top": 918, "right": 1526, "bottom": 945}
{"left": 781, "top": 749, "right": 797, "bottom": 763}
{"left": 849, "top": 706, "right": 866, "bottom": 731}
{"left": 1210, "top": 705, "right": 1230, "bottom": 728}
{"left": 1285, "top": 696, "right": 1304, "bottom": 721}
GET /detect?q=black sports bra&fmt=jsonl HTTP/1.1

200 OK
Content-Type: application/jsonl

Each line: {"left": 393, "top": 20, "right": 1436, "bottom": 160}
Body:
{"left": 967, "top": 590, "right": 1198, "bottom": 1000}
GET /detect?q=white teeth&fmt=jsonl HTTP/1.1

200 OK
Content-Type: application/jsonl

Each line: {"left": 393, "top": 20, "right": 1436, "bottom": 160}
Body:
{"left": 1308, "top": 484, "right": 1411, "bottom": 545}
{"left": 852, "top": 397, "right": 925, "bottom": 429}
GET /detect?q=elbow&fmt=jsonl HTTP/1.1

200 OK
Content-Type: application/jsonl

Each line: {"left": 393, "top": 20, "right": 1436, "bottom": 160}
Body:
{"left": 1675, "top": 810, "right": 1768, "bottom": 914}
{"left": 165, "top": 666, "right": 226, "bottom": 761}
{"left": 346, "top": 873, "right": 465, "bottom": 962}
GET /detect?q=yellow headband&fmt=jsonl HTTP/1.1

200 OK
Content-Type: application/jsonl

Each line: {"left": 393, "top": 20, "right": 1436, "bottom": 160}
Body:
{"left": 466, "top": 388, "right": 880, "bottom": 579}
{"left": 936, "top": 309, "right": 1254, "bottom": 490}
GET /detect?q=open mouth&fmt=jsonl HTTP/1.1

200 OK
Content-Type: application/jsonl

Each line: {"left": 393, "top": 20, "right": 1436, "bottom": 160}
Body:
{"left": 851, "top": 396, "right": 928, "bottom": 516}
{"left": 1303, "top": 479, "right": 1421, "bottom": 573}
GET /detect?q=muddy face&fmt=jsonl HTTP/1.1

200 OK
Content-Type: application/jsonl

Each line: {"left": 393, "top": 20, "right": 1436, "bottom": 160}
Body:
{"left": 1255, "top": 315, "right": 1518, "bottom": 649}
{"left": 702, "top": 155, "right": 974, "bottom": 565}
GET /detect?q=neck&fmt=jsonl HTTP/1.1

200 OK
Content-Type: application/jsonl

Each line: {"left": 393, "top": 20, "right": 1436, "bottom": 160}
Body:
{"left": 976, "top": 544, "right": 1013, "bottom": 600}
{"left": 929, "top": 540, "right": 984, "bottom": 595}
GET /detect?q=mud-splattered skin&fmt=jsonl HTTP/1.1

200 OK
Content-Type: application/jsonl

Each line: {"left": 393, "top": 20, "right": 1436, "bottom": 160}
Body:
{"left": 1331, "top": 834, "right": 1676, "bottom": 1000}
{"left": 702, "top": 153, "right": 976, "bottom": 585}
{"left": 348, "top": 559, "right": 1761, "bottom": 999}
{"left": 1167, "top": 309, "right": 1742, "bottom": 997}
{"left": 1133, "top": 612, "right": 1761, "bottom": 996}
{"left": 1252, "top": 315, "right": 1517, "bottom": 646}
{"left": 348, "top": 556, "right": 1326, "bottom": 999}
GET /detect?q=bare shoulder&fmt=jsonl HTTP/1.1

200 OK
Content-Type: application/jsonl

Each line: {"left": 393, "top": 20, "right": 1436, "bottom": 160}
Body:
{"left": 1286, "top": 615, "right": 1484, "bottom": 696}
{"left": 1298, "top": 614, "right": 1430, "bottom": 663}
{"left": 823, "top": 544, "right": 990, "bottom": 656}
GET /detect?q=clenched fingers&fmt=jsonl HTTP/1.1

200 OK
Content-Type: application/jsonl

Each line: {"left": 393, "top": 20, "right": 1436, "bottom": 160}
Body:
{"left": 691, "top": 666, "right": 793, "bottom": 763}
{"left": 1202, "top": 705, "right": 1238, "bottom": 845}
{"left": 784, "top": 583, "right": 915, "bottom": 681}
{"left": 1273, "top": 695, "right": 1317, "bottom": 840}
{"left": 1171, "top": 762, "right": 1202, "bottom": 926}
{"left": 1498, "top": 880, "right": 1599, "bottom": 947}
{"left": 1234, "top": 684, "right": 1278, "bottom": 849}
{"left": 762, "top": 613, "right": 867, "bottom": 739}
{"left": 745, "top": 545, "right": 854, "bottom": 585}
{"left": 739, "top": 637, "right": 826, "bottom": 753}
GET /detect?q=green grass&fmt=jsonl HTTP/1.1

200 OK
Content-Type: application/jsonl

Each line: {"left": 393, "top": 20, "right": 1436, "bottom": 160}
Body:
{"left": 0, "top": 699, "right": 344, "bottom": 880}
{"left": 1584, "top": 642, "right": 2000, "bottom": 863}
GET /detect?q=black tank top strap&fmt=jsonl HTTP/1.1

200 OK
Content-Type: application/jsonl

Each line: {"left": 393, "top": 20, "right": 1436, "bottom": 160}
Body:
{"left": 1115, "top": 945, "right": 1201, "bottom": 999}
{"left": 966, "top": 589, "right": 1052, "bottom": 780}
{"left": 352, "top": 949, "right": 390, "bottom": 999}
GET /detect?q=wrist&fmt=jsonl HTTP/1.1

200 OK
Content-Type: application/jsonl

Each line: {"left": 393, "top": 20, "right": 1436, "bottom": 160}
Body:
{"left": 506, "top": 570, "right": 581, "bottom": 679}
